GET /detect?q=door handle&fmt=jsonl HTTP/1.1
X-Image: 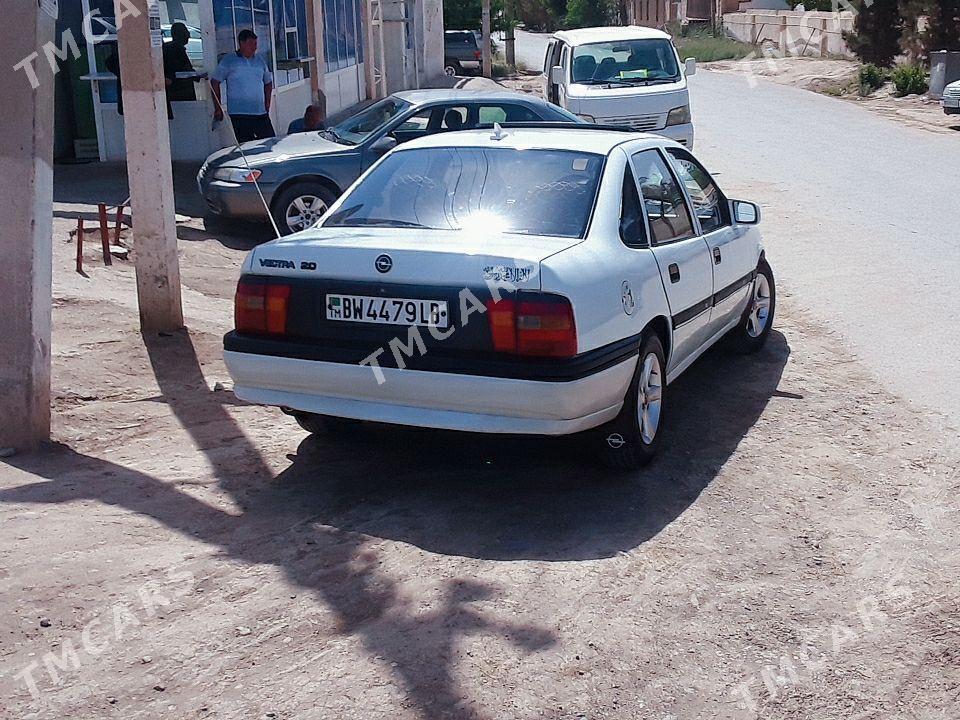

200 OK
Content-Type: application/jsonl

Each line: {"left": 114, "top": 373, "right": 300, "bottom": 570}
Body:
{"left": 668, "top": 263, "right": 680, "bottom": 283}
{"left": 713, "top": 247, "right": 722, "bottom": 264}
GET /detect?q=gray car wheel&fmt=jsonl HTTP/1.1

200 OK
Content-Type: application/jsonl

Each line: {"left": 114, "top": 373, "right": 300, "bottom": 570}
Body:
{"left": 272, "top": 182, "right": 339, "bottom": 236}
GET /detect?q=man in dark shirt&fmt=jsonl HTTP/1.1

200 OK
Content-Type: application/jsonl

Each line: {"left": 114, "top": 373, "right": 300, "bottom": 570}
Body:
{"left": 162, "top": 23, "right": 200, "bottom": 113}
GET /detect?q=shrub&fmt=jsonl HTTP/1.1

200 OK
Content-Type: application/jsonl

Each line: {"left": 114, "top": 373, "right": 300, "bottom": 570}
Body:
{"left": 843, "top": 0, "right": 903, "bottom": 67}
{"left": 564, "top": 0, "right": 617, "bottom": 28}
{"left": 890, "top": 63, "right": 929, "bottom": 95}
{"left": 858, "top": 63, "right": 885, "bottom": 95}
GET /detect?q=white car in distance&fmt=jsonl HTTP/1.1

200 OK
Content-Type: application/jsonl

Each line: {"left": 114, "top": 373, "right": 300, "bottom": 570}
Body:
{"left": 223, "top": 125, "right": 775, "bottom": 468}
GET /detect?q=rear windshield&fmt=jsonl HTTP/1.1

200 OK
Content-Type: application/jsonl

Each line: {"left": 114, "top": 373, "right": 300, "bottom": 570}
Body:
{"left": 323, "top": 147, "right": 604, "bottom": 239}
{"left": 445, "top": 31, "right": 478, "bottom": 47}
{"left": 572, "top": 39, "right": 680, "bottom": 84}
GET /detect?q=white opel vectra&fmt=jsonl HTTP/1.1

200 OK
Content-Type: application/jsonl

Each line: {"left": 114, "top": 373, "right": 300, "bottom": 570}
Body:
{"left": 223, "top": 124, "right": 775, "bottom": 468}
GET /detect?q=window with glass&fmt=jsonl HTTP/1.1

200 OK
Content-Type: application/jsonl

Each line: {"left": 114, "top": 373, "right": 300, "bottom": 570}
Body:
{"left": 667, "top": 148, "right": 729, "bottom": 234}
{"left": 620, "top": 165, "right": 646, "bottom": 248}
{"left": 631, "top": 150, "right": 695, "bottom": 245}
{"left": 324, "top": 147, "right": 605, "bottom": 239}
{"left": 571, "top": 39, "right": 680, "bottom": 84}
{"left": 273, "top": 0, "right": 311, "bottom": 85}
{"left": 324, "top": 96, "right": 411, "bottom": 144}
{"left": 324, "top": 0, "right": 365, "bottom": 72}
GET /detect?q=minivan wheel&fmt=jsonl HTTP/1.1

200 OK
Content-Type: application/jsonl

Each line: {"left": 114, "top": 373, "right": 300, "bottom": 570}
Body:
{"left": 598, "top": 333, "right": 666, "bottom": 470}
{"left": 729, "top": 258, "right": 776, "bottom": 353}
{"left": 272, "top": 182, "right": 338, "bottom": 235}
{"left": 443, "top": 60, "right": 461, "bottom": 76}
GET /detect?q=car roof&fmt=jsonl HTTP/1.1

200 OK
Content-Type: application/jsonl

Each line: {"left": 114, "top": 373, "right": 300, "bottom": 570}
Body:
{"left": 395, "top": 126, "right": 667, "bottom": 155}
{"left": 392, "top": 89, "right": 544, "bottom": 105}
{"left": 553, "top": 25, "right": 672, "bottom": 45}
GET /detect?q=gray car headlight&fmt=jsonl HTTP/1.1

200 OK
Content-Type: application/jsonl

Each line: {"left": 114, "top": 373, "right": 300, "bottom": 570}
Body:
{"left": 665, "top": 105, "right": 691, "bottom": 127}
{"left": 213, "top": 167, "right": 262, "bottom": 183}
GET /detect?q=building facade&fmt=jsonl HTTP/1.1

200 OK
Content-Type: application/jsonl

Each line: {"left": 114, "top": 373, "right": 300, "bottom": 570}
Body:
{"left": 56, "top": 0, "right": 443, "bottom": 161}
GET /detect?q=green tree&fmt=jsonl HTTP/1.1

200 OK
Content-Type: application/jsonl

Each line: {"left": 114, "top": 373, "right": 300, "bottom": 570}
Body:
{"left": 926, "top": 0, "right": 960, "bottom": 51}
{"left": 843, "top": 0, "right": 903, "bottom": 67}
{"left": 564, "top": 0, "right": 617, "bottom": 28}
{"left": 444, "top": 0, "right": 506, "bottom": 31}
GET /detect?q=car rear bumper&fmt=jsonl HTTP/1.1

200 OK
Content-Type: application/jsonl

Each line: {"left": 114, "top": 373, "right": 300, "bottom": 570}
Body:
{"left": 224, "top": 350, "right": 636, "bottom": 435}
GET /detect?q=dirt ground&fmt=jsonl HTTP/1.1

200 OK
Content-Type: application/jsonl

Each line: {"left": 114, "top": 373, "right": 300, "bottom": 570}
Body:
{"left": 704, "top": 57, "right": 960, "bottom": 136}
{"left": 3, "top": 155, "right": 960, "bottom": 719}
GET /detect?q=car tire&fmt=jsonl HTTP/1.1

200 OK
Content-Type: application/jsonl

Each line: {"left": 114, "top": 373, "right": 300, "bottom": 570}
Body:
{"left": 443, "top": 60, "right": 462, "bottom": 77}
{"left": 292, "top": 412, "right": 361, "bottom": 435}
{"left": 729, "top": 258, "right": 776, "bottom": 354}
{"left": 271, "top": 182, "right": 338, "bottom": 236}
{"left": 598, "top": 333, "right": 666, "bottom": 471}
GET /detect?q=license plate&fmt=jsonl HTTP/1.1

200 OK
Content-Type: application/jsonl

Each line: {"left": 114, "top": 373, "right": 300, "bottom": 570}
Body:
{"left": 326, "top": 293, "right": 449, "bottom": 329}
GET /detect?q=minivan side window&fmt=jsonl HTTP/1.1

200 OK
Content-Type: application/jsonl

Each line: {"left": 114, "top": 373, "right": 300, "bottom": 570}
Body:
{"left": 620, "top": 164, "right": 647, "bottom": 248}
{"left": 667, "top": 148, "right": 730, "bottom": 235}
{"left": 543, "top": 40, "right": 557, "bottom": 75}
{"left": 631, "top": 150, "right": 695, "bottom": 245}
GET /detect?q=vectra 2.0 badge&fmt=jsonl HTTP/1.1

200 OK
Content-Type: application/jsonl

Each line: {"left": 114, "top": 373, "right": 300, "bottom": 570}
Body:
{"left": 375, "top": 254, "right": 393, "bottom": 274}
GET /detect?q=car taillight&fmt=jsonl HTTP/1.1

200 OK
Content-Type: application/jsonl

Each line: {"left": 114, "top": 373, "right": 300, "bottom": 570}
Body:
{"left": 485, "top": 295, "right": 577, "bottom": 358}
{"left": 474, "top": 50, "right": 482, "bottom": 60}
{"left": 235, "top": 280, "right": 290, "bottom": 335}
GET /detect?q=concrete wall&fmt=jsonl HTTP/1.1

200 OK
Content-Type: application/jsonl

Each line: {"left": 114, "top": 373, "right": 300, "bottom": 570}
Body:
{"left": 724, "top": 10, "right": 855, "bottom": 58}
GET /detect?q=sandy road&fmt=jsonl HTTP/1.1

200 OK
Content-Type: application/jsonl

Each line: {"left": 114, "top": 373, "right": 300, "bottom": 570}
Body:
{"left": 1, "top": 210, "right": 959, "bottom": 718}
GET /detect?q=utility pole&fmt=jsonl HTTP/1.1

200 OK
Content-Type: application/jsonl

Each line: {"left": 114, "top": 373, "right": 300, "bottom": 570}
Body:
{"left": 0, "top": 1, "right": 57, "bottom": 452}
{"left": 481, "top": 0, "right": 492, "bottom": 78}
{"left": 504, "top": 0, "right": 516, "bottom": 69}
{"left": 115, "top": 0, "right": 184, "bottom": 333}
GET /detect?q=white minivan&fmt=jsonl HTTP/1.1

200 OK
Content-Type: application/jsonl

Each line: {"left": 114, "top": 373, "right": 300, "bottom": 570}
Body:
{"left": 543, "top": 26, "right": 696, "bottom": 148}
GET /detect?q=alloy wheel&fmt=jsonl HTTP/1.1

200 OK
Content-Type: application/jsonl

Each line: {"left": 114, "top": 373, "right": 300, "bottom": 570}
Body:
{"left": 747, "top": 273, "right": 772, "bottom": 338}
{"left": 636, "top": 352, "right": 663, "bottom": 445}
{"left": 285, "top": 195, "right": 328, "bottom": 233}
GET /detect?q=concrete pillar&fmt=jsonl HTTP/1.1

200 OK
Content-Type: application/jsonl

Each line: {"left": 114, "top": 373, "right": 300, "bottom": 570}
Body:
{"left": 306, "top": 0, "right": 328, "bottom": 105}
{"left": 481, "top": 0, "right": 492, "bottom": 78}
{"left": 819, "top": 18, "right": 829, "bottom": 58}
{"left": 115, "top": 0, "right": 184, "bottom": 333}
{"left": 0, "top": 2, "right": 56, "bottom": 451}
{"left": 778, "top": 15, "right": 788, "bottom": 56}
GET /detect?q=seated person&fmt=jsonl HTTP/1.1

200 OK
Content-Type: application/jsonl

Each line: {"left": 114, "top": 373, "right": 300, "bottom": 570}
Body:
{"left": 287, "top": 101, "right": 326, "bottom": 134}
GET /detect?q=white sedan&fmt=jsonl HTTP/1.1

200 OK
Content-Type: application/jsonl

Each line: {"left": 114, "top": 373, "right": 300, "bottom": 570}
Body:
{"left": 224, "top": 125, "right": 775, "bottom": 468}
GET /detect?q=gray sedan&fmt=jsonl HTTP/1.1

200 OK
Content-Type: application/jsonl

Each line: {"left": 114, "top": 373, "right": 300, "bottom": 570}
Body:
{"left": 198, "top": 89, "right": 581, "bottom": 235}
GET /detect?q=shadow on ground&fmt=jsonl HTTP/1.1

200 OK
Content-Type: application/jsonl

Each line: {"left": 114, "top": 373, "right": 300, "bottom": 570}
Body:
{"left": 1, "top": 327, "right": 790, "bottom": 716}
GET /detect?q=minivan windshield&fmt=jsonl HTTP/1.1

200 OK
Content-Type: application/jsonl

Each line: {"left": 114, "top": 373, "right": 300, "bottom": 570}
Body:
{"left": 323, "top": 147, "right": 604, "bottom": 238}
{"left": 324, "top": 97, "right": 411, "bottom": 145}
{"left": 571, "top": 39, "right": 680, "bottom": 84}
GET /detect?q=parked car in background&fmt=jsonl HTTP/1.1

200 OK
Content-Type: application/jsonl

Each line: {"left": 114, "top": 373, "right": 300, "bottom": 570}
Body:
{"left": 444, "top": 30, "right": 482, "bottom": 76}
{"left": 223, "top": 125, "right": 774, "bottom": 468}
{"left": 543, "top": 26, "right": 697, "bottom": 148}
{"left": 198, "top": 90, "right": 581, "bottom": 235}
{"left": 942, "top": 80, "right": 960, "bottom": 114}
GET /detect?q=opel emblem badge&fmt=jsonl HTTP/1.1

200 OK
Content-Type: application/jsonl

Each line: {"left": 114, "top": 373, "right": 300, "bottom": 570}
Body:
{"left": 621, "top": 281, "right": 635, "bottom": 316}
{"left": 606, "top": 433, "right": 626, "bottom": 449}
{"left": 375, "top": 254, "right": 393, "bottom": 274}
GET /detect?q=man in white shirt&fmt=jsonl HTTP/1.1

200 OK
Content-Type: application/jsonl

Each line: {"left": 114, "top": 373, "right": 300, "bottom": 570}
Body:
{"left": 210, "top": 29, "right": 275, "bottom": 143}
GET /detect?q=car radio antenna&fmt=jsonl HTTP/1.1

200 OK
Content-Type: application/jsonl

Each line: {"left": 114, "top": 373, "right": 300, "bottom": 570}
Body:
{"left": 209, "top": 81, "right": 283, "bottom": 240}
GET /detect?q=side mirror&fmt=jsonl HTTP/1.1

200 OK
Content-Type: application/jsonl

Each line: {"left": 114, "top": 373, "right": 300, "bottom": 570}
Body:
{"left": 369, "top": 135, "right": 397, "bottom": 156}
{"left": 732, "top": 200, "right": 760, "bottom": 225}
{"left": 685, "top": 58, "right": 697, "bottom": 77}
{"left": 550, "top": 65, "right": 564, "bottom": 85}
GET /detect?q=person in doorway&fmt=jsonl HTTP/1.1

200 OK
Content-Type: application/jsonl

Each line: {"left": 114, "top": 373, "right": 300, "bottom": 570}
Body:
{"left": 287, "top": 99, "right": 326, "bottom": 134}
{"left": 163, "top": 22, "right": 201, "bottom": 109}
{"left": 210, "top": 29, "right": 275, "bottom": 143}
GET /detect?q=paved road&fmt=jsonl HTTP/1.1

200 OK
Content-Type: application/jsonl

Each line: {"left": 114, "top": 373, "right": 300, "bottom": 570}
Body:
{"left": 514, "top": 29, "right": 960, "bottom": 428}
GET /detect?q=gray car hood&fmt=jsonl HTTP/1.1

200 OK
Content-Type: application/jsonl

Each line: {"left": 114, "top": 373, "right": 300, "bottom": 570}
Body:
{"left": 207, "top": 132, "right": 353, "bottom": 169}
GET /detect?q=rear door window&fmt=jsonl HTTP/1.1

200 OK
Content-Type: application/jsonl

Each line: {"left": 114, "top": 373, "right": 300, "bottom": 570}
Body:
{"left": 631, "top": 149, "right": 695, "bottom": 245}
{"left": 478, "top": 104, "right": 541, "bottom": 124}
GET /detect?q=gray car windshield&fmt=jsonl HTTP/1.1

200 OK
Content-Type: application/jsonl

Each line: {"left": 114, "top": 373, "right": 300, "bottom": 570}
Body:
{"left": 323, "top": 147, "right": 604, "bottom": 239}
{"left": 572, "top": 39, "right": 679, "bottom": 83}
{"left": 326, "top": 97, "right": 411, "bottom": 145}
